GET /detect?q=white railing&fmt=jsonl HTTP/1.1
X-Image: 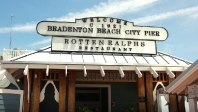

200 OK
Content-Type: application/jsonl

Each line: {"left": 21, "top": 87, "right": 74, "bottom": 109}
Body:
{"left": 3, "top": 48, "right": 35, "bottom": 60}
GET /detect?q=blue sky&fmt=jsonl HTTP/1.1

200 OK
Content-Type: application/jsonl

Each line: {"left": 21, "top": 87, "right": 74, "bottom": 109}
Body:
{"left": 0, "top": 0, "right": 198, "bottom": 62}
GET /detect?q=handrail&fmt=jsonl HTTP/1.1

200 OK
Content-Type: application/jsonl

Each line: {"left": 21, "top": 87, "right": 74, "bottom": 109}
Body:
{"left": 3, "top": 49, "right": 34, "bottom": 60}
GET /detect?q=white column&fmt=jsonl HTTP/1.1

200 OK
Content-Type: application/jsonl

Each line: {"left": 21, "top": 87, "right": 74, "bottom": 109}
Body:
{"left": 188, "top": 98, "right": 197, "bottom": 112}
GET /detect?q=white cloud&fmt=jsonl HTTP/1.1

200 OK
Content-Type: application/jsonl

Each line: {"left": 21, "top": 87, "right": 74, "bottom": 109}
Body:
{"left": 28, "top": 38, "right": 51, "bottom": 47}
{"left": 0, "top": 23, "right": 36, "bottom": 33}
{"left": 48, "top": 0, "right": 157, "bottom": 21}
{"left": 0, "top": 0, "right": 157, "bottom": 34}
{"left": 190, "top": 13, "right": 198, "bottom": 19}
{"left": 132, "top": 5, "right": 198, "bottom": 24}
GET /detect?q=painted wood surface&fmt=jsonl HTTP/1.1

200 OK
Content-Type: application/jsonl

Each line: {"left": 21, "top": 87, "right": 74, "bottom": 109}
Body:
{"left": 168, "top": 72, "right": 180, "bottom": 112}
{"left": 176, "top": 72, "right": 185, "bottom": 112}
{"left": 137, "top": 72, "right": 146, "bottom": 112}
{"left": 178, "top": 96, "right": 185, "bottom": 112}
{"left": 145, "top": 72, "right": 154, "bottom": 112}
{"left": 169, "top": 94, "right": 178, "bottom": 112}
{"left": 59, "top": 70, "right": 66, "bottom": 112}
{"left": 30, "top": 70, "right": 41, "bottom": 112}
{"left": 68, "top": 71, "right": 76, "bottom": 112}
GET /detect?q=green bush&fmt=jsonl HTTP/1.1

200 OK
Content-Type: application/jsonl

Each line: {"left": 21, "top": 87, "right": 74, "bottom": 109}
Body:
{"left": 124, "top": 107, "right": 136, "bottom": 112}
{"left": 76, "top": 106, "right": 92, "bottom": 112}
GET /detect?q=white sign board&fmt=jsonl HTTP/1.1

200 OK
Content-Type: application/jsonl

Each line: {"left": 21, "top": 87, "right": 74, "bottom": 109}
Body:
{"left": 187, "top": 84, "right": 198, "bottom": 99}
{"left": 37, "top": 17, "right": 168, "bottom": 41}
{"left": 52, "top": 36, "right": 156, "bottom": 54}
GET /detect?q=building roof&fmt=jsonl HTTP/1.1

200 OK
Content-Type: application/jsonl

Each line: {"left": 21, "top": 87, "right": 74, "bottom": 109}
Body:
{"left": 0, "top": 46, "right": 192, "bottom": 78}
{"left": 1, "top": 46, "right": 192, "bottom": 66}
{"left": 166, "top": 59, "right": 198, "bottom": 94}
{"left": 0, "top": 45, "right": 193, "bottom": 89}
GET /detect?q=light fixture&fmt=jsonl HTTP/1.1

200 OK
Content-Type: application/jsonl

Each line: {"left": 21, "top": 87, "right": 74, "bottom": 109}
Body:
{"left": 35, "top": 74, "right": 37, "bottom": 78}
{"left": 84, "top": 66, "right": 87, "bottom": 77}
{"left": 119, "top": 67, "right": 125, "bottom": 78}
{"left": 100, "top": 66, "right": 105, "bottom": 77}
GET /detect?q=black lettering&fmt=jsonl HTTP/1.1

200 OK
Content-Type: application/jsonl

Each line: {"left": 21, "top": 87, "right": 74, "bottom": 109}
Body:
{"left": 97, "top": 28, "right": 102, "bottom": 33}
{"left": 65, "top": 39, "right": 69, "bottom": 44}
{"left": 97, "top": 18, "right": 100, "bottom": 22}
{"left": 116, "top": 29, "right": 121, "bottom": 34}
{"left": 117, "top": 19, "right": 121, "bottom": 24}
{"left": 79, "top": 46, "right": 82, "bottom": 50}
{"left": 103, "top": 18, "right": 107, "bottom": 22}
{"left": 63, "top": 26, "right": 67, "bottom": 31}
{"left": 124, "top": 48, "right": 127, "bottom": 51}
{"left": 107, "top": 47, "right": 110, "bottom": 50}
{"left": 68, "top": 27, "right": 72, "bottom": 32}
{"left": 71, "top": 39, "right": 76, "bottom": 44}
{"left": 107, "top": 24, "right": 110, "bottom": 28}
{"left": 82, "top": 18, "right": 87, "bottom": 23}
{"left": 83, "top": 27, "right": 87, "bottom": 33}
{"left": 108, "top": 40, "right": 112, "bottom": 45}
{"left": 85, "top": 39, "right": 90, "bottom": 45}
{"left": 73, "top": 27, "right": 78, "bottom": 32}
{"left": 79, "top": 39, "right": 83, "bottom": 44}
{"left": 134, "top": 42, "right": 138, "bottom": 46}
{"left": 91, "top": 47, "right": 93, "bottom": 50}
{"left": 131, "top": 30, "right": 136, "bottom": 35}
{"left": 101, "top": 47, "right": 104, "bottom": 50}
{"left": 125, "top": 30, "right": 129, "bottom": 35}
{"left": 102, "top": 28, "right": 106, "bottom": 33}
{"left": 156, "top": 31, "right": 160, "bottom": 36}
{"left": 145, "top": 31, "right": 149, "bottom": 36}
{"left": 47, "top": 26, "right": 52, "bottom": 31}
{"left": 129, "top": 48, "right": 132, "bottom": 51}
{"left": 113, "top": 24, "right": 116, "bottom": 28}
{"left": 112, "top": 29, "right": 115, "bottom": 34}
{"left": 57, "top": 27, "right": 62, "bottom": 31}
{"left": 122, "top": 41, "right": 126, "bottom": 46}
{"left": 92, "top": 40, "right": 96, "bottom": 45}
{"left": 90, "top": 18, "right": 94, "bottom": 22}
{"left": 110, "top": 18, "right": 114, "bottom": 23}
{"left": 88, "top": 28, "right": 93, "bottom": 33}
{"left": 128, "top": 41, "right": 132, "bottom": 46}
{"left": 77, "top": 27, "right": 82, "bottom": 32}
{"left": 113, "top": 47, "right": 116, "bottom": 50}
{"left": 99, "top": 40, "right": 104, "bottom": 45}
{"left": 115, "top": 41, "right": 119, "bottom": 46}
{"left": 137, "top": 30, "right": 140, "bottom": 35}
{"left": 118, "top": 48, "right": 121, "bottom": 51}
{"left": 124, "top": 21, "right": 127, "bottom": 25}
{"left": 85, "top": 46, "right": 88, "bottom": 50}
{"left": 151, "top": 31, "right": 155, "bottom": 36}
{"left": 107, "top": 29, "right": 111, "bottom": 34}
{"left": 141, "top": 42, "right": 145, "bottom": 47}
{"left": 95, "top": 47, "right": 99, "bottom": 50}
{"left": 53, "top": 26, "right": 57, "bottom": 31}
{"left": 90, "top": 23, "right": 93, "bottom": 27}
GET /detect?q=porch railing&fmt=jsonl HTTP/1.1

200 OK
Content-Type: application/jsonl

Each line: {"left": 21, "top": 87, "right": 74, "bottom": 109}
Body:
{"left": 3, "top": 48, "right": 35, "bottom": 60}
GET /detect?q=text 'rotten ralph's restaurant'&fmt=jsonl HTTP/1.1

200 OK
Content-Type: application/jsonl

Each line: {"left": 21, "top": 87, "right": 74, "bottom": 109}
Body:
{"left": 0, "top": 17, "right": 196, "bottom": 112}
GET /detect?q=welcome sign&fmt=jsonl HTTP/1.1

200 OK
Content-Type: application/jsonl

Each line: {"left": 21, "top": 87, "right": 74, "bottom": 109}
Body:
{"left": 37, "top": 17, "right": 168, "bottom": 41}
{"left": 37, "top": 17, "right": 168, "bottom": 54}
